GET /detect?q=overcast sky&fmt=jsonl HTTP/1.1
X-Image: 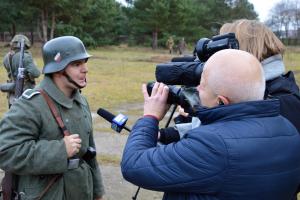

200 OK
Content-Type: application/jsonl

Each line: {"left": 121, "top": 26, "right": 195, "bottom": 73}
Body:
{"left": 247, "top": 0, "right": 282, "bottom": 21}
{"left": 116, "top": 0, "right": 281, "bottom": 22}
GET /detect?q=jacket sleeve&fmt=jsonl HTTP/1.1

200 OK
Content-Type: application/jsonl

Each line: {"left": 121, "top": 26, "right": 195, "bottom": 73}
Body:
{"left": 87, "top": 133, "right": 105, "bottom": 198}
{"left": 83, "top": 98, "right": 105, "bottom": 198}
{"left": 121, "top": 117, "right": 228, "bottom": 194}
{"left": 0, "top": 97, "right": 68, "bottom": 175}
{"left": 24, "top": 52, "right": 40, "bottom": 79}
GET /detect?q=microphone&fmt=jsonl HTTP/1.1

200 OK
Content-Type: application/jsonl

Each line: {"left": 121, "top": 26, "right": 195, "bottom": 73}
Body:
{"left": 97, "top": 108, "right": 131, "bottom": 133}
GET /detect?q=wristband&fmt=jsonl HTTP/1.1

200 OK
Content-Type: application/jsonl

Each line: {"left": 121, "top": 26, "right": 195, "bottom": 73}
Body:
{"left": 143, "top": 114, "right": 159, "bottom": 121}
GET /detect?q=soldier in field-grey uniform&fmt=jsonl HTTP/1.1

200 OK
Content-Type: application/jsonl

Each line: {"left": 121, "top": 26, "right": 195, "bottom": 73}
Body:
{"left": 1, "top": 34, "right": 40, "bottom": 107}
{"left": 0, "top": 36, "right": 105, "bottom": 200}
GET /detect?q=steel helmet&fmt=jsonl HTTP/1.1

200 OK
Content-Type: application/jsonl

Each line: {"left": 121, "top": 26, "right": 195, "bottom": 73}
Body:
{"left": 10, "top": 34, "right": 31, "bottom": 49}
{"left": 42, "top": 36, "right": 91, "bottom": 74}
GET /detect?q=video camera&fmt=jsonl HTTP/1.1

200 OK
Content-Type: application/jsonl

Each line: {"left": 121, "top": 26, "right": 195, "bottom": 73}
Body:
{"left": 156, "top": 33, "right": 239, "bottom": 87}
{"left": 147, "top": 33, "right": 239, "bottom": 114}
{"left": 146, "top": 82, "right": 200, "bottom": 113}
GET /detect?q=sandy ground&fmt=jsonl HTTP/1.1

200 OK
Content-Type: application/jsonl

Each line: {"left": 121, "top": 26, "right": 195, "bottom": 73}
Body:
{"left": 93, "top": 103, "right": 164, "bottom": 200}
{"left": 94, "top": 131, "right": 163, "bottom": 200}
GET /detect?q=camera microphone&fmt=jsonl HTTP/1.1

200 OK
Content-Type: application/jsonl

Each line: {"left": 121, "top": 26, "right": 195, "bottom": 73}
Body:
{"left": 97, "top": 108, "right": 131, "bottom": 133}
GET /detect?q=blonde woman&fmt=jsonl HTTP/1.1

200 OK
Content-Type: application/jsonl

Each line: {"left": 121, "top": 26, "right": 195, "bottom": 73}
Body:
{"left": 220, "top": 19, "right": 300, "bottom": 133}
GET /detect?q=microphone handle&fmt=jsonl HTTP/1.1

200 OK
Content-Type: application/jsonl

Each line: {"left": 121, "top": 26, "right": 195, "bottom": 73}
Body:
{"left": 123, "top": 126, "right": 131, "bottom": 132}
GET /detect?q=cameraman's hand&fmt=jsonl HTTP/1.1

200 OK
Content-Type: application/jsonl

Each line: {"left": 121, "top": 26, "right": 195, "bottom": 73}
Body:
{"left": 142, "top": 82, "right": 169, "bottom": 121}
{"left": 64, "top": 134, "right": 82, "bottom": 158}
{"left": 178, "top": 106, "right": 189, "bottom": 117}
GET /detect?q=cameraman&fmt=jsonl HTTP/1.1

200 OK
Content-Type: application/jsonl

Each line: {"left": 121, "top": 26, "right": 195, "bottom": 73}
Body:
{"left": 121, "top": 49, "right": 300, "bottom": 200}
{"left": 160, "top": 19, "right": 300, "bottom": 144}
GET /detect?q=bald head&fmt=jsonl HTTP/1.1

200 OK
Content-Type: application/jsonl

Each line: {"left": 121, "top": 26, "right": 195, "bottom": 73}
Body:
{"left": 200, "top": 49, "right": 265, "bottom": 105}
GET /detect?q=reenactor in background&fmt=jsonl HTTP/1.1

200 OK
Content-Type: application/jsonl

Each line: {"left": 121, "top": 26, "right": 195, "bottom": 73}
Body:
{"left": 0, "top": 36, "right": 104, "bottom": 200}
{"left": 166, "top": 36, "right": 174, "bottom": 54}
{"left": 0, "top": 34, "right": 40, "bottom": 107}
{"left": 178, "top": 37, "right": 187, "bottom": 55}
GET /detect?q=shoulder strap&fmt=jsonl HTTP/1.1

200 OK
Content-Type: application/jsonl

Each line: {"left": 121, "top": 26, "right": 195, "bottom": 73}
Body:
{"left": 36, "top": 174, "right": 62, "bottom": 200}
{"left": 36, "top": 89, "right": 67, "bottom": 200}
{"left": 38, "top": 89, "right": 70, "bottom": 136}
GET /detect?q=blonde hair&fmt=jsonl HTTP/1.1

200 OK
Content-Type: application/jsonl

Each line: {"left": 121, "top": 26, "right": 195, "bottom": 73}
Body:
{"left": 219, "top": 19, "right": 285, "bottom": 61}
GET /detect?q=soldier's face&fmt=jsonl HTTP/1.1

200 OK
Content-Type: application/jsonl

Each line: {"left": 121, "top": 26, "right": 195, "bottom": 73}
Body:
{"left": 65, "top": 59, "right": 88, "bottom": 89}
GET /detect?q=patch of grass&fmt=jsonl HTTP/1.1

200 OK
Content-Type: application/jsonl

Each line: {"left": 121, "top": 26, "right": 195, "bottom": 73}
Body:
{"left": 1, "top": 44, "right": 300, "bottom": 118}
{"left": 0, "top": 44, "right": 173, "bottom": 117}
{"left": 285, "top": 47, "right": 300, "bottom": 85}
{"left": 97, "top": 154, "right": 121, "bottom": 166}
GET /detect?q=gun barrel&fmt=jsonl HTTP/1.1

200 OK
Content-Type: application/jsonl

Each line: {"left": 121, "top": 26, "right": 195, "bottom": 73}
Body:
{"left": 14, "top": 39, "right": 25, "bottom": 99}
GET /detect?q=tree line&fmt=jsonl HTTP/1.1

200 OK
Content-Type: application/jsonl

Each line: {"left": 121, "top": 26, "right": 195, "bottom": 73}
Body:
{"left": 266, "top": 0, "right": 300, "bottom": 45}
{"left": 0, "top": 0, "right": 258, "bottom": 48}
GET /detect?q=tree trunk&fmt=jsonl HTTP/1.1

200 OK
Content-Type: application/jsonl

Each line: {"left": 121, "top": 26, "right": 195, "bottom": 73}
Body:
{"left": 50, "top": 11, "right": 56, "bottom": 40}
{"left": 41, "top": 8, "right": 48, "bottom": 43}
{"left": 30, "top": 28, "right": 34, "bottom": 45}
{"left": 37, "top": 18, "right": 43, "bottom": 42}
{"left": 10, "top": 23, "right": 16, "bottom": 38}
{"left": 152, "top": 31, "right": 158, "bottom": 49}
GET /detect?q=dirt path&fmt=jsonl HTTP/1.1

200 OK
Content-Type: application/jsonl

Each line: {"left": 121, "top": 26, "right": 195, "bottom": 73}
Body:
{"left": 92, "top": 103, "right": 164, "bottom": 200}
{"left": 93, "top": 131, "right": 164, "bottom": 200}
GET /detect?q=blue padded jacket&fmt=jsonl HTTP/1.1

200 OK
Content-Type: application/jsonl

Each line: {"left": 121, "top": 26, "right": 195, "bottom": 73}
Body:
{"left": 121, "top": 99, "right": 300, "bottom": 200}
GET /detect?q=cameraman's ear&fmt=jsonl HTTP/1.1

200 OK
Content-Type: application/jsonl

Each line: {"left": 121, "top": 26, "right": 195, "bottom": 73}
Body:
{"left": 217, "top": 95, "right": 229, "bottom": 106}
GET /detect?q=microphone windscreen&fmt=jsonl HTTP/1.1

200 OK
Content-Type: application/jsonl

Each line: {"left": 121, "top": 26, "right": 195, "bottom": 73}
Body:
{"left": 97, "top": 108, "right": 115, "bottom": 123}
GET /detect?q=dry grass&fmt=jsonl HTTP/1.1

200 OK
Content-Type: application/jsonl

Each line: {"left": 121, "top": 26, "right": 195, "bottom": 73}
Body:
{"left": 285, "top": 47, "right": 300, "bottom": 84}
{"left": 97, "top": 154, "right": 120, "bottom": 166}
{"left": 0, "top": 43, "right": 174, "bottom": 117}
{"left": 0, "top": 44, "right": 300, "bottom": 118}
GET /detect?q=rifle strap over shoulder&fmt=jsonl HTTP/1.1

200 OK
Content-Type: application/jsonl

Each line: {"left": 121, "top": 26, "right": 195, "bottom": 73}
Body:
{"left": 36, "top": 174, "right": 61, "bottom": 200}
{"left": 36, "top": 89, "right": 70, "bottom": 200}
{"left": 38, "top": 89, "right": 70, "bottom": 136}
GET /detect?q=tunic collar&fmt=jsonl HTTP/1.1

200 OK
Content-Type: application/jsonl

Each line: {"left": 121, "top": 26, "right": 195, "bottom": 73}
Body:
{"left": 38, "top": 76, "right": 87, "bottom": 108}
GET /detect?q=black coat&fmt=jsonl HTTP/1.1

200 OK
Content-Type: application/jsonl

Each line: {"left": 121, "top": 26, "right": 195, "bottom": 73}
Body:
{"left": 265, "top": 71, "right": 300, "bottom": 133}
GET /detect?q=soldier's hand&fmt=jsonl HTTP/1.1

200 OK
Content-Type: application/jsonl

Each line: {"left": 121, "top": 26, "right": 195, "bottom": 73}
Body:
{"left": 63, "top": 134, "right": 82, "bottom": 158}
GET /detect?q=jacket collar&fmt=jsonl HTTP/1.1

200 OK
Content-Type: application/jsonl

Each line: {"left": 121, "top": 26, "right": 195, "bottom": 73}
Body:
{"left": 261, "top": 54, "right": 285, "bottom": 81}
{"left": 194, "top": 99, "right": 280, "bottom": 125}
{"left": 265, "top": 71, "right": 300, "bottom": 96}
{"left": 38, "top": 76, "right": 87, "bottom": 108}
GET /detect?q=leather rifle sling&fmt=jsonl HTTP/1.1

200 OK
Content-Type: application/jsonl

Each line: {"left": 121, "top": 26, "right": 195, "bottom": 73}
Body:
{"left": 36, "top": 89, "right": 70, "bottom": 200}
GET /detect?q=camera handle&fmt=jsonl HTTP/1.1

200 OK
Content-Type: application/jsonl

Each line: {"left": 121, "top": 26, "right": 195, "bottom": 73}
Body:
{"left": 131, "top": 104, "right": 178, "bottom": 200}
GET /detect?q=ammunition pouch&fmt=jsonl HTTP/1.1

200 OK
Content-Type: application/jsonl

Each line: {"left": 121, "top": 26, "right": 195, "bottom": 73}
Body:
{"left": 0, "top": 82, "right": 16, "bottom": 92}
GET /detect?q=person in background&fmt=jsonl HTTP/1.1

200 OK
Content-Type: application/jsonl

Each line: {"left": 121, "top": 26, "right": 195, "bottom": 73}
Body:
{"left": 0, "top": 34, "right": 40, "bottom": 108}
{"left": 159, "top": 19, "right": 300, "bottom": 145}
{"left": 0, "top": 36, "right": 104, "bottom": 200}
{"left": 166, "top": 36, "right": 174, "bottom": 54}
{"left": 121, "top": 49, "right": 300, "bottom": 200}
{"left": 178, "top": 37, "right": 187, "bottom": 55}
